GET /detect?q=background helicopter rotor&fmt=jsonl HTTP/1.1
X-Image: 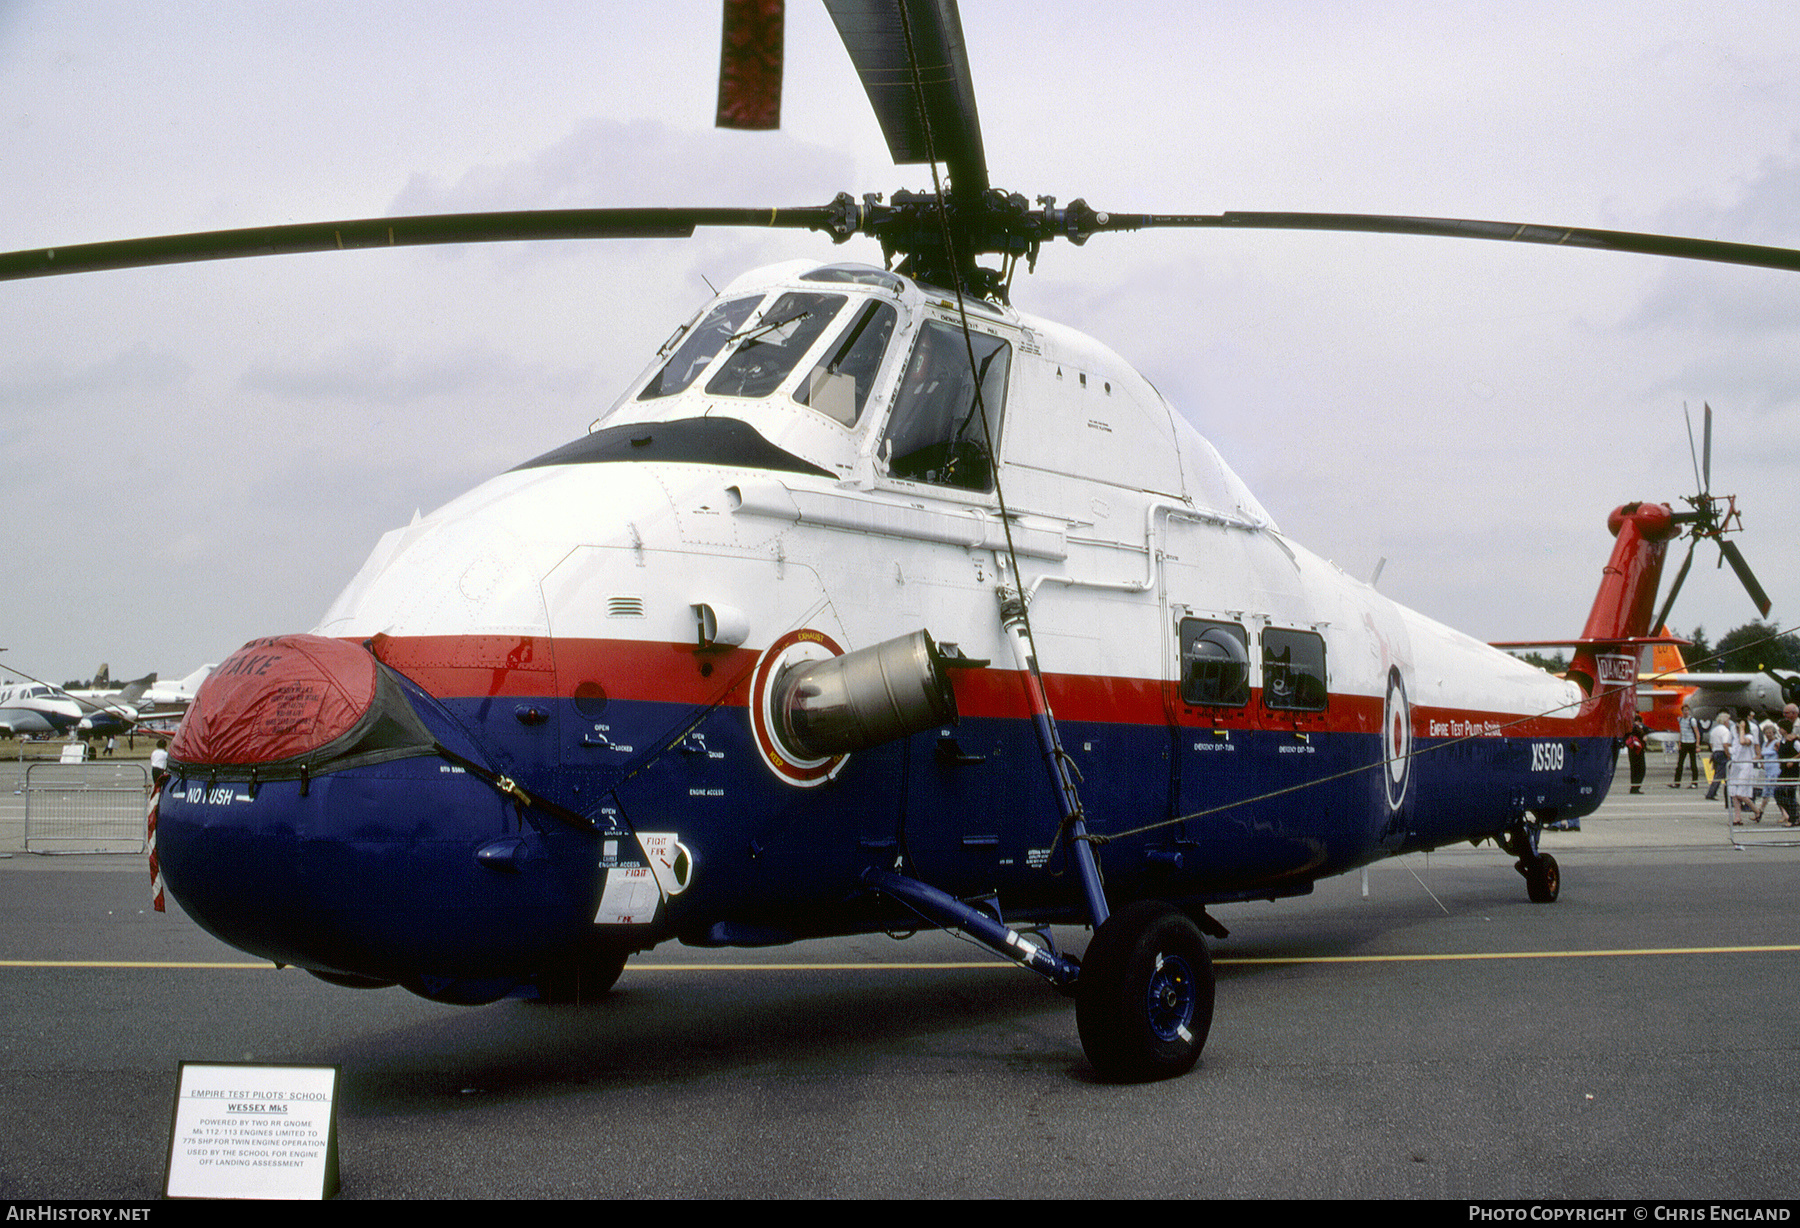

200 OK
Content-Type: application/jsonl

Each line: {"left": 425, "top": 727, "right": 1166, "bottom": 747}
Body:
{"left": 1651, "top": 403, "right": 1773, "bottom": 639}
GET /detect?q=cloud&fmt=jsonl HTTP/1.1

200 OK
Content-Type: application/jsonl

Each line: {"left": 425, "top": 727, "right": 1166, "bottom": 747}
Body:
{"left": 388, "top": 117, "right": 857, "bottom": 215}
{"left": 240, "top": 340, "right": 589, "bottom": 405}
{"left": 0, "top": 344, "right": 191, "bottom": 406}
{"left": 1631, "top": 149, "right": 1800, "bottom": 334}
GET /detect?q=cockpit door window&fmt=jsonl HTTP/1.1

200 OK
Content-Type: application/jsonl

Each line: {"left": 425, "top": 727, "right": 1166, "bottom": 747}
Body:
{"left": 880, "top": 320, "right": 1010, "bottom": 491}
{"left": 793, "top": 298, "right": 897, "bottom": 427}
{"left": 1262, "top": 628, "right": 1328, "bottom": 712}
{"left": 1179, "top": 619, "right": 1250, "bottom": 708}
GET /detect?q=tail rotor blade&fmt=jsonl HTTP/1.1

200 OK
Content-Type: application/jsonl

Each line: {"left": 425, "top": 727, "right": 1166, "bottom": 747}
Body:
{"left": 1684, "top": 404, "right": 1703, "bottom": 496}
{"left": 1702, "top": 402, "right": 1714, "bottom": 494}
{"left": 1651, "top": 540, "right": 1697, "bottom": 641}
{"left": 1718, "top": 539, "right": 1772, "bottom": 617}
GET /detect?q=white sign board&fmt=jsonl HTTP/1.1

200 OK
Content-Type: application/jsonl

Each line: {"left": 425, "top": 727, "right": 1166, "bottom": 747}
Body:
{"left": 165, "top": 1062, "right": 340, "bottom": 1200}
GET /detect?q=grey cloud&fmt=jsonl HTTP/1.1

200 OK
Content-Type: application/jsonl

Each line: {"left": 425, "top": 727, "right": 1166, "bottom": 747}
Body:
{"left": 0, "top": 345, "right": 191, "bottom": 405}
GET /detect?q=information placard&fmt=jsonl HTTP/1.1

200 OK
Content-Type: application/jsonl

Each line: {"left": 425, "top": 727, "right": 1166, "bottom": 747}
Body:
{"left": 164, "top": 1062, "right": 340, "bottom": 1200}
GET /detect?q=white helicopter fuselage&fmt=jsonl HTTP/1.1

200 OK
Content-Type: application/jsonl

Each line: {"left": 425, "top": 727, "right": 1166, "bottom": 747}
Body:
{"left": 157, "top": 259, "right": 1625, "bottom": 984}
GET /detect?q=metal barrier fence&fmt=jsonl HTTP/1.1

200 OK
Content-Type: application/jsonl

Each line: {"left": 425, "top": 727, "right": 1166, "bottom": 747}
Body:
{"left": 23, "top": 762, "right": 150, "bottom": 853}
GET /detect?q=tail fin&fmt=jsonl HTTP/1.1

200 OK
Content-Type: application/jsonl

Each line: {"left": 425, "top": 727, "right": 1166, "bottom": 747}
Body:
{"left": 1649, "top": 631, "right": 1688, "bottom": 678}
{"left": 1564, "top": 503, "right": 1681, "bottom": 728}
{"left": 177, "top": 664, "right": 216, "bottom": 694}
{"left": 117, "top": 673, "right": 157, "bottom": 705}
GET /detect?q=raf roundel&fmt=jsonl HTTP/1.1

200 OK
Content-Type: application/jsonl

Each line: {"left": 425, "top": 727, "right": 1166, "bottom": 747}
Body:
{"left": 1383, "top": 665, "right": 1412, "bottom": 812}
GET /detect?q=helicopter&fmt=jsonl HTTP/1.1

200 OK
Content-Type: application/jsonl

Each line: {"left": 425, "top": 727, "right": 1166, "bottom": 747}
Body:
{"left": 3, "top": 2, "right": 1792, "bottom": 1081}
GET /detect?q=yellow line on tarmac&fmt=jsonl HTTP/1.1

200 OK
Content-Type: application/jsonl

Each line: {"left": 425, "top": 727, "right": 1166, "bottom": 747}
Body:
{"left": 0, "top": 959, "right": 1005, "bottom": 971}
{"left": 6, "top": 946, "right": 1800, "bottom": 972}
{"left": 0, "top": 960, "right": 273, "bottom": 969}
{"left": 1216, "top": 944, "right": 1800, "bottom": 965}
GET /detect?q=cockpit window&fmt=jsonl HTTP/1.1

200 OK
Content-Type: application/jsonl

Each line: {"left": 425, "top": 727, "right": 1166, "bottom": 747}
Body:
{"left": 637, "top": 296, "right": 759, "bottom": 400}
{"left": 704, "top": 292, "right": 844, "bottom": 400}
{"left": 880, "top": 320, "right": 1010, "bottom": 491}
{"left": 793, "top": 299, "right": 897, "bottom": 427}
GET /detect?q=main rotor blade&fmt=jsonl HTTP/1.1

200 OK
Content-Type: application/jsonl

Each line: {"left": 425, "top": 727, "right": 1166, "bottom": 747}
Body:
{"left": 716, "top": 0, "right": 786, "bottom": 130}
{"left": 1099, "top": 211, "right": 1800, "bottom": 276}
{"left": 1651, "top": 540, "right": 1697, "bottom": 644}
{"left": 1718, "top": 539, "right": 1773, "bottom": 617}
{"left": 826, "top": 0, "right": 988, "bottom": 198}
{"left": 0, "top": 207, "right": 840, "bottom": 282}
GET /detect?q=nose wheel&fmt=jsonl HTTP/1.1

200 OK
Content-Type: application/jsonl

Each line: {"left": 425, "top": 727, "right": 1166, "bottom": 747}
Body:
{"left": 1076, "top": 900, "right": 1215, "bottom": 1082}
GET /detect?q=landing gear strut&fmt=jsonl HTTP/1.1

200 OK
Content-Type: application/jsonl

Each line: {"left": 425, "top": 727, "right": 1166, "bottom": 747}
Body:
{"left": 857, "top": 590, "right": 1220, "bottom": 1082}
{"left": 1498, "top": 818, "right": 1561, "bottom": 904}
{"left": 861, "top": 868, "right": 1216, "bottom": 1082}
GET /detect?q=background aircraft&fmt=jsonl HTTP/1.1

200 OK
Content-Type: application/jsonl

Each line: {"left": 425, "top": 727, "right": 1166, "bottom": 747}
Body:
{"left": 0, "top": 664, "right": 210, "bottom": 739}
{"left": 0, "top": 672, "right": 150, "bottom": 738}
{"left": 1639, "top": 646, "right": 1800, "bottom": 728}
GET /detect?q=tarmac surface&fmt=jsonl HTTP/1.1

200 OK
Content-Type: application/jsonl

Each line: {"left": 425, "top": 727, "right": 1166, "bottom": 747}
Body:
{"left": 3, "top": 748, "right": 1798, "bottom": 1199}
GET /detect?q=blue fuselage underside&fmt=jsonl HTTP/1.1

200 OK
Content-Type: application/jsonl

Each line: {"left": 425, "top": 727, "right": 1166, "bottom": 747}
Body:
{"left": 157, "top": 692, "right": 1615, "bottom": 981}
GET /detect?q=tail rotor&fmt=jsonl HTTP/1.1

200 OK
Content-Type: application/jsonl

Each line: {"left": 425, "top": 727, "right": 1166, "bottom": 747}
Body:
{"left": 1653, "top": 403, "right": 1771, "bottom": 638}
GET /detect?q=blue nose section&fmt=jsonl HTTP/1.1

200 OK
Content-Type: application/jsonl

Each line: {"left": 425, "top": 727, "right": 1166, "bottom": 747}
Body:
{"left": 156, "top": 635, "right": 609, "bottom": 983}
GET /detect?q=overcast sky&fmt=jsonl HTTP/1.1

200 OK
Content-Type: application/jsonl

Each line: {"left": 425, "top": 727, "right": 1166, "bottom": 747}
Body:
{"left": 2, "top": 1, "right": 1796, "bottom": 685}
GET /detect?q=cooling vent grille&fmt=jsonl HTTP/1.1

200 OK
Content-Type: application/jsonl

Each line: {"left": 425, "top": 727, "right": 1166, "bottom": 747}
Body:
{"left": 606, "top": 596, "right": 646, "bottom": 618}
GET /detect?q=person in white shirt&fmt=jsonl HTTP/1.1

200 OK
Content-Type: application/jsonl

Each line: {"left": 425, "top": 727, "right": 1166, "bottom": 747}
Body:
{"left": 1705, "top": 714, "right": 1735, "bottom": 803}
{"left": 1669, "top": 704, "right": 1701, "bottom": 788}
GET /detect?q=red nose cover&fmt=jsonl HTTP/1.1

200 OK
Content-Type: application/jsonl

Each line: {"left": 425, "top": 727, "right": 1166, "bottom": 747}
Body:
{"left": 172, "top": 635, "right": 378, "bottom": 766}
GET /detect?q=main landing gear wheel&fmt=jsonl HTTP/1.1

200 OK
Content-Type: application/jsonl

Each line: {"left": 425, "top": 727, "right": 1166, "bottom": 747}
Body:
{"left": 1524, "top": 852, "right": 1560, "bottom": 904}
{"left": 1076, "top": 900, "right": 1215, "bottom": 1082}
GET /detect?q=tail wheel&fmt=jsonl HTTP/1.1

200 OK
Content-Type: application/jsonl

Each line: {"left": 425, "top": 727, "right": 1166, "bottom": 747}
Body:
{"left": 1076, "top": 900, "right": 1214, "bottom": 1082}
{"left": 1526, "top": 853, "right": 1561, "bottom": 904}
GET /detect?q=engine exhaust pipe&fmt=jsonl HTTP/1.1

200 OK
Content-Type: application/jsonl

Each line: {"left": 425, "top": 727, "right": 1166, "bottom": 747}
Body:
{"left": 776, "top": 630, "right": 958, "bottom": 760}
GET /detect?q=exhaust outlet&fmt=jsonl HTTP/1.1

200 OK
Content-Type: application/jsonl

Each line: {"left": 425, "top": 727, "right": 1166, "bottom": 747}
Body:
{"left": 776, "top": 630, "right": 958, "bottom": 760}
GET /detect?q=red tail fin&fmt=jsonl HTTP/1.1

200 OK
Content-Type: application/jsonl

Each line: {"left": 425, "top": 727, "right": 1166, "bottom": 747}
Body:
{"left": 1567, "top": 503, "right": 1681, "bottom": 716}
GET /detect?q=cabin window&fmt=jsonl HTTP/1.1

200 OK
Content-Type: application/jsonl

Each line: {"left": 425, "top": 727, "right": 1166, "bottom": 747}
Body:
{"left": 638, "top": 296, "right": 760, "bottom": 400}
{"left": 1179, "top": 619, "right": 1250, "bottom": 707}
{"left": 793, "top": 299, "right": 897, "bottom": 427}
{"left": 704, "top": 292, "right": 845, "bottom": 399}
{"left": 879, "top": 321, "right": 1010, "bottom": 491}
{"left": 1262, "top": 628, "right": 1328, "bottom": 712}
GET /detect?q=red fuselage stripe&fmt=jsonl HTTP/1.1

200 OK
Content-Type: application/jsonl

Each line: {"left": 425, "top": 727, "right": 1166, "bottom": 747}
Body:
{"left": 361, "top": 634, "right": 1600, "bottom": 738}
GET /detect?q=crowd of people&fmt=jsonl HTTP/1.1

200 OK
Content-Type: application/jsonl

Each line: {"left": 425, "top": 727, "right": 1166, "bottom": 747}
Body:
{"left": 1673, "top": 701, "right": 1800, "bottom": 826}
